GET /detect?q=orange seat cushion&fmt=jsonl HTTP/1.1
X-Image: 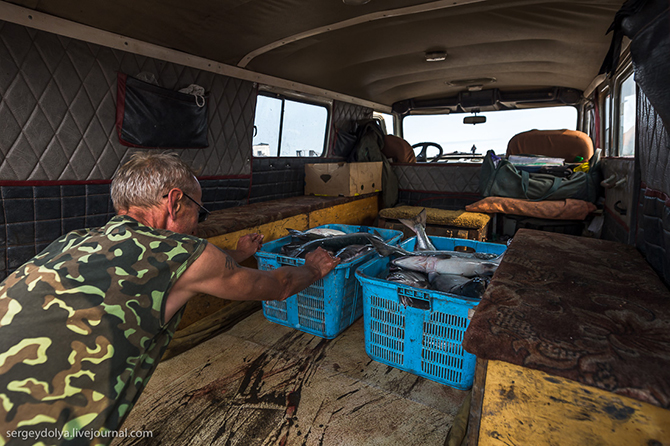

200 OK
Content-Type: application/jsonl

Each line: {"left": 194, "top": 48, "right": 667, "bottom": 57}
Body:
{"left": 382, "top": 135, "right": 416, "bottom": 163}
{"left": 506, "top": 129, "right": 594, "bottom": 163}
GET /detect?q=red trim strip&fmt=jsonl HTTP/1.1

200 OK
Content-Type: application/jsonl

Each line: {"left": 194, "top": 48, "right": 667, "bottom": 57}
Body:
{"left": 198, "top": 175, "right": 252, "bottom": 180}
{"left": 392, "top": 162, "right": 483, "bottom": 166}
{"left": 642, "top": 187, "right": 670, "bottom": 206}
{"left": 0, "top": 176, "right": 251, "bottom": 187}
{"left": 398, "top": 189, "right": 481, "bottom": 197}
{"left": 641, "top": 182, "right": 670, "bottom": 205}
{"left": 0, "top": 180, "right": 112, "bottom": 186}
{"left": 604, "top": 205, "right": 630, "bottom": 232}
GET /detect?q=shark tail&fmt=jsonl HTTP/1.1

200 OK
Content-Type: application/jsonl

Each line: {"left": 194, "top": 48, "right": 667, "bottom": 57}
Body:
{"left": 369, "top": 237, "right": 411, "bottom": 258}
{"left": 398, "top": 208, "right": 427, "bottom": 234}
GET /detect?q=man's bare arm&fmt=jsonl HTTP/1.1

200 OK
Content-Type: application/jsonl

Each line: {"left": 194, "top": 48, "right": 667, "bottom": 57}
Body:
{"left": 222, "top": 233, "right": 264, "bottom": 263}
{"left": 164, "top": 243, "right": 339, "bottom": 321}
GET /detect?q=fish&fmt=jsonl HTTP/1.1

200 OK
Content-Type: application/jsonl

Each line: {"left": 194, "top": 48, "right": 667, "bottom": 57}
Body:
{"left": 290, "top": 232, "right": 384, "bottom": 258}
{"left": 450, "top": 276, "right": 489, "bottom": 299}
{"left": 280, "top": 242, "right": 304, "bottom": 256}
{"left": 399, "top": 208, "right": 437, "bottom": 251}
{"left": 428, "top": 273, "right": 490, "bottom": 298}
{"left": 335, "top": 244, "right": 374, "bottom": 263}
{"left": 386, "top": 268, "right": 429, "bottom": 288}
{"left": 392, "top": 254, "right": 500, "bottom": 277}
{"left": 306, "top": 227, "right": 347, "bottom": 236}
{"left": 369, "top": 237, "right": 502, "bottom": 261}
{"left": 282, "top": 228, "right": 348, "bottom": 257}
{"left": 286, "top": 228, "right": 327, "bottom": 243}
{"left": 428, "top": 272, "right": 471, "bottom": 292}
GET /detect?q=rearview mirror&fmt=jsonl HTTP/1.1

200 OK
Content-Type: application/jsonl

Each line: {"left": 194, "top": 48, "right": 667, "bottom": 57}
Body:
{"left": 464, "top": 116, "right": 486, "bottom": 125}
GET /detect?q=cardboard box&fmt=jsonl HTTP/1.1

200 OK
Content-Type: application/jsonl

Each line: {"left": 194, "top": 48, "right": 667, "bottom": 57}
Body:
{"left": 305, "top": 162, "right": 382, "bottom": 197}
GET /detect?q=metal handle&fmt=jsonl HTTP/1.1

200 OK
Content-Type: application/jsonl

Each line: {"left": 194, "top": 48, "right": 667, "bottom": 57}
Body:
{"left": 278, "top": 256, "right": 301, "bottom": 266}
{"left": 601, "top": 174, "right": 627, "bottom": 189}
{"left": 398, "top": 288, "right": 431, "bottom": 310}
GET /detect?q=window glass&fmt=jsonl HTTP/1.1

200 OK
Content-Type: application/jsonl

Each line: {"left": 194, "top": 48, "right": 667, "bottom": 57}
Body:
{"left": 280, "top": 100, "right": 328, "bottom": 157}
{"left": 252, "top": 95, "right": 328, "bottom": 157}
{"left": 618, "top": 74, "right": 636, "bottom": 157}
{"left": 252, "top": 96, "right": 281, "bottom": 157}
{"left": 402, "top": 106, "right": 577, "bottom": 160}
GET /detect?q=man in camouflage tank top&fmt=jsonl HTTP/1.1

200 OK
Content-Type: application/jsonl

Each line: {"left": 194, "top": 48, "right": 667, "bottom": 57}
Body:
{"left": 0, "top": 153, "right": 339, "bottom": 445}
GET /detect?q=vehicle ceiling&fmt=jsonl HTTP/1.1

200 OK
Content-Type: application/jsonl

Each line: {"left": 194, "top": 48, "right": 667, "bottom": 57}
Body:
{"left": 6, "top": 0, "right": 624, "bottom": 109}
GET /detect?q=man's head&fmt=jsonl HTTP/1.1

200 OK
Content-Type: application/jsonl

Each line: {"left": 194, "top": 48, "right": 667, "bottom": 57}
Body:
{"left": 111, "top": 152, "right": 199, "bottom": 212}
{"left": 111, "top": 152, "right": 207, "bottom": 235}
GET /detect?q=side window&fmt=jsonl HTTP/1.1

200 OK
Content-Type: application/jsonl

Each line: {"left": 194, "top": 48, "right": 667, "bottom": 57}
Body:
{"left": 618, "top": 73, "right": 636, "bottom": 157}
{"left": 253, "top": 94, "right": 329, "bottom": 157}
{"left": 374, "top": 112, "right": 395, "bottom": 135}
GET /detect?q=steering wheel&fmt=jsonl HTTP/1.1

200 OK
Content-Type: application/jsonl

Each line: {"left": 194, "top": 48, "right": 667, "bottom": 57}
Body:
{"left": 411, "top": 142, "right": 444, "bottom": 162}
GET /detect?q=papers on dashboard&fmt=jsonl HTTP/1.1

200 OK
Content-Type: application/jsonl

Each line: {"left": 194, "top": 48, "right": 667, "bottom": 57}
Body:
{"left": 508, "top": 155, "right": 564, "bottom": 166}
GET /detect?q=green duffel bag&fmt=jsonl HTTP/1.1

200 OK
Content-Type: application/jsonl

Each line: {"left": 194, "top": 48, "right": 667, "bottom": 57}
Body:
{"left": 479, "top": 151, "right": 602, "bottom": 203}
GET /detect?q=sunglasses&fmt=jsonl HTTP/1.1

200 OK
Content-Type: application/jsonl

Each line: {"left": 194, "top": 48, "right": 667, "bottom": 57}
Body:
{"left": 163, "top": 191, "right": 211, "bottom": 223}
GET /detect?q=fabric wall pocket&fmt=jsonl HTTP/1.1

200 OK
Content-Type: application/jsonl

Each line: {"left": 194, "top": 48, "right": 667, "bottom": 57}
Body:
{"left": 116, "top": 73, "right": 209, "bottom": 148}
{"left": 480, "top": 151, "right": 601, "bottom": 203}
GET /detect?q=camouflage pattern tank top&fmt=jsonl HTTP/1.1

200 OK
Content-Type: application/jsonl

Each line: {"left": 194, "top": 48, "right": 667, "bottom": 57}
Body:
{"left": 0, "top": 215, "right": 207, "bottom": 444}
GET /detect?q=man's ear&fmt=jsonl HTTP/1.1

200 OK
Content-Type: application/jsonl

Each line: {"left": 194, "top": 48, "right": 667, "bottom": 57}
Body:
{"left": 165, "top": 189, "right": 183, "bottom": 220}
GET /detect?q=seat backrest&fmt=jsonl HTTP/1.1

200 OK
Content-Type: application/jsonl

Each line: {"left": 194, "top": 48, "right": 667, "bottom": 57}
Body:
{"left": 506, "top": 129, "right": 594, "bottom": 162}
{"left": 382, "top": 135, "right": 416, "bottom": 163}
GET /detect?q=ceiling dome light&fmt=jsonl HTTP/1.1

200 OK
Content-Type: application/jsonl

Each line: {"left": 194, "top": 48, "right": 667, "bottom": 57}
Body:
{"left": 342, "top": 0, "right": 371, "bottom": 5}
{"left": 425, "top": 51, "right": 447, "bottom": 62}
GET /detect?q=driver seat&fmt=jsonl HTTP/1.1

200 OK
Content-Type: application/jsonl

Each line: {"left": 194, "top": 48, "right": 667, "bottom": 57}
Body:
{"left": 382, "top": 135, "right": 416, "bottom": 163}
{"left": 506, "top": 129, "right": 594, "bottom": 162}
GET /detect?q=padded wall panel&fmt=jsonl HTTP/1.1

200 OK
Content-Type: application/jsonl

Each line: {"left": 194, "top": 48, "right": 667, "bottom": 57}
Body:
{"left": 396, "top": 190, "right": 481, "bottom": 211}
{"left": 331, "top": 100, "right": 372, "bottom": 134}
{"left": 200, "top": 178, "right": 251, "bottom": 211}
{"left": 0, "top": 20, "right": 256, "bottom": 180}
{"left": 635, "top": 91, "right": 670, "bottom": 287}
{"left": 327, "top": 100, "right": 373, "bottom": 156}
{"left": 600, "top": 157, "right": 635, "bottom": 244}
{"left": 393, "top": 163, "right": 481, "bottom": 193}
{"left": 250, "top": 157, "right": 340, "bottom": 204}
{"left": 0, "top": 183, "right": 116, "bottom": 281}
{"left": 639, "top": 91, "right": 670, "bottom": 193}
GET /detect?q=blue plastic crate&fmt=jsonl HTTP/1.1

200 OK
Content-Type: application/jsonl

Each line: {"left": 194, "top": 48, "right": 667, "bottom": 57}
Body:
{"left": 255, "top": 224, "right": 403, "bottom": 339}
{"left": 355, "top": 236, "right": 507, "bottom": 389}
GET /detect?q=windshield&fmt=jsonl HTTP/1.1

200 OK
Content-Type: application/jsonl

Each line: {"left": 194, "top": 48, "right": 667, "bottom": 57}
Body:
{"left": 402, "top": 106, "right": 578, "bottom": 161}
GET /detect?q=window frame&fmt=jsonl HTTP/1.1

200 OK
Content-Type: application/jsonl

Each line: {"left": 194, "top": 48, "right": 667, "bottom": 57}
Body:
{"left": 595, "top": 47, "right": 635, "bottom": 158}
{"left": 599, "top": 86, "right": 612, "bottom": 155}
{"left": 253, "top": 89, "right": 331, "bottom": 158}
{"left": 397, "top": 105, "right": 580, "bottom": 162}
{"left": 612, "top": 63, "right": 636, "bottom": 157}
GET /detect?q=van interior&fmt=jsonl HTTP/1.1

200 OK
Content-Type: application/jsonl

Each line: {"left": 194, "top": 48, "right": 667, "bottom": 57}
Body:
{"left": 1, "top": 0, "right": 669, "bottom": 444}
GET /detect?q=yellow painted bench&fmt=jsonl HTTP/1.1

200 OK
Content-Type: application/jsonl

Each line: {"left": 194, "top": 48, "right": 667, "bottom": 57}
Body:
{"left": 468, "top": 359, "right": 670, "bottom": 445}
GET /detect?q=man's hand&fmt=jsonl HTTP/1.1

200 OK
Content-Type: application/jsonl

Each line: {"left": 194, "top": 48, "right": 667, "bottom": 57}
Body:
{"left": 235, "top": 233, "right": 264, "bottom": 260}
{"left": 304, "top": 247, "right": 341, "bottom": 280}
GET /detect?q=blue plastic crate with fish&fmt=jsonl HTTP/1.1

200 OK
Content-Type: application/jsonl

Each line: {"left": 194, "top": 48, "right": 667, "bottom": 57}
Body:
{"left": 355, "top": 236, "right": 507, "bottom": 389}
{"left": 255, "top": 224, "right": 403, "bottom": 339}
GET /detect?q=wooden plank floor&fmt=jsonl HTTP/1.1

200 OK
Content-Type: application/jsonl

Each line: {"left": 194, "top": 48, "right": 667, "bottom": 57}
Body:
{"left": 113, "top": 310, "right": 469, "bottom": 446}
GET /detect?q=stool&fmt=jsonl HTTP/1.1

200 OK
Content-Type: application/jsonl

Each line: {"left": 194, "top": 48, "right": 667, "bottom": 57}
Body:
{"left": 377, "top": 206, "right": 491, "bottom": 241}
